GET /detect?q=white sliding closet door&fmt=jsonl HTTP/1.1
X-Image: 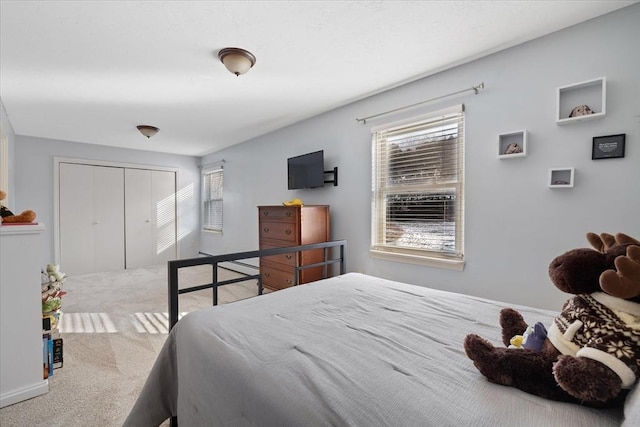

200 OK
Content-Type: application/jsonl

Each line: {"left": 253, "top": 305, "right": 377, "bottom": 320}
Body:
{"left": 125, "top": 169, "right": 153, "bottom": 269}
{"left": 125, "top": 169, "right": 176, "bottom": 269}
{"left": 59, "top": 164, "right": 125, "bottom": 275}
{"left": 152, "top": 170, "right": 177, "bottom": 266}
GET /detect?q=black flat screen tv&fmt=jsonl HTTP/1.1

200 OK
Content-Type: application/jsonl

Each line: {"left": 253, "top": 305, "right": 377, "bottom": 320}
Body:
{"left": 287, "top": 150, "right": 325, "bottom": 190}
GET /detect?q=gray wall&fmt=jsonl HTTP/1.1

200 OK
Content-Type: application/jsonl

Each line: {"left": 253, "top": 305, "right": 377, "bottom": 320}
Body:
{"left": 201, "top": 5, "right": 640, "bottom": 310}
{"left": 13, "top": 136, "right": 201, "bottom": 267}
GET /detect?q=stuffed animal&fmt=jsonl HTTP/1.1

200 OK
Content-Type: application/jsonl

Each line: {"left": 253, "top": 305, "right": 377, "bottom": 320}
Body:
{"left": 504, "top": 143, "right": 523, "bottom": 155}
{"left": 0, "top": 190, "right": 36, "bottom": 223}
{"left": 46, "top": 264, "right": 66, "bottom": 282}
{"left": 569, "top": 104, "right": 595, "bottom": 117}
{"left": 464, "top": 232, "right": 640, "bottom": 407}
{"left": 507, "top": 322, "right": 547, "bottom": 351}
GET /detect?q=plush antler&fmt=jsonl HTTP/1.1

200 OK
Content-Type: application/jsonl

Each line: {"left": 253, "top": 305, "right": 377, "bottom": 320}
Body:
{"left": 586, "top": 232, "right": 617, "bottom": 253}
{"left": 599, "top": 233, "right": 640, "bottom": 299}
{"left": 614, "top": 232, "right": 640, "bottom": 246}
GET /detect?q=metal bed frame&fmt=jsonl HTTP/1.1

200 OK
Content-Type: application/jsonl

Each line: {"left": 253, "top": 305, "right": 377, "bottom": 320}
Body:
{"left": 166, "top": 240, "right": 346, "bottom": 427}
{"left": 167, "top": 239, "right": 347, "bottom": 331}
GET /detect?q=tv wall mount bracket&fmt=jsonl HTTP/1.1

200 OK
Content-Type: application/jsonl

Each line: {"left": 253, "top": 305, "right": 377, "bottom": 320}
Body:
{"left": 324, "top": 167, "right": 338, "bottom": 187}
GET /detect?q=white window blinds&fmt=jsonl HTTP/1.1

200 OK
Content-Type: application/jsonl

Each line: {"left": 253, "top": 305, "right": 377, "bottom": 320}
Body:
{"left": 371, "top": 105, "right": 464, "bottom": 263}
{"left": 203, "top": 168, "right": 223, "bottom": 232}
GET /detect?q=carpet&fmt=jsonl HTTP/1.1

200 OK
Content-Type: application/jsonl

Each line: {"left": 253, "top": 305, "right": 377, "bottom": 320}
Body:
{"left": 0, "top": 264, "right": 260, "bottom": 426}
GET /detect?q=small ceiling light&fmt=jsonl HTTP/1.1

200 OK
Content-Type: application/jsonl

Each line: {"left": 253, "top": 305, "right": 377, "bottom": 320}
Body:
{"left": 218, "top": 47, "right": 256, "bottom": 76}
{"left": 137, "top": 125, "right": 159, "bottom": 138}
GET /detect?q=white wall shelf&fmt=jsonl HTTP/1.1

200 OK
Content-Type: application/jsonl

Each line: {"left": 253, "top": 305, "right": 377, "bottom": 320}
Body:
{"left": 548, "top": 168, "right": 575, "bottom": 188}
{"left": 556, "top": 76, "right": 606, "bottom": 125}
{"left": 498, "top": 130, "right": 528, "bottom": 159}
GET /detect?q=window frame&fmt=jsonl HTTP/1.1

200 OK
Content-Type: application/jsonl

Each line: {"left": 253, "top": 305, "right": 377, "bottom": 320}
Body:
{"left": 370, "top": 105, "right": 465, "bottom": 271}
{"left": 202, "top": 166, "right": 224, "bottom": 233}
{"left": 0, "top": 130, "right": 8, "bottom": 202}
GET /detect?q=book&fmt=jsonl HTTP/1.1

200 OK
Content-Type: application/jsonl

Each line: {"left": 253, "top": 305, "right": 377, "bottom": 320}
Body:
{"left": 42, "top": 316, "right": 52, "bottom": 332}
{"left": 53, "top": 337, "right": 63, "bottom": 369}
{"left": 48, "top": 334, "right": 54, "bottom": 377}
{"left": 42, "top": 333, "right": 49, "bottom": 379}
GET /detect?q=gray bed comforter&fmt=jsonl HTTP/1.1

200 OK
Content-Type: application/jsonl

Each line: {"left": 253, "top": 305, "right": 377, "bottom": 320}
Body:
{"left": 124, "top": 273, "right": 624, "bottom": 426}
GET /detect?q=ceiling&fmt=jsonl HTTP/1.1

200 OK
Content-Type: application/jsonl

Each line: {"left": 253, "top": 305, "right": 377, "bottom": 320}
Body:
{"left": 0, "top": 1, "right": 636, "bottom": 157}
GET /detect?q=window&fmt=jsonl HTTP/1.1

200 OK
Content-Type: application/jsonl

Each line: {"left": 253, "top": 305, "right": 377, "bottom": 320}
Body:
{"left": 203, "top": 167, "right": 223, "bottom": 232}
{"left": 0, "top": 130, "right": 8, "bottom": 198}
{"left": 371, "top": 105, "right": 464, "bottom": 270}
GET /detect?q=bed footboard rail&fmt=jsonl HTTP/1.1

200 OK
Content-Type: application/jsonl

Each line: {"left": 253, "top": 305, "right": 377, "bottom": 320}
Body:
{"left": 168, "top": 239, "right": 347, "bottom": 331}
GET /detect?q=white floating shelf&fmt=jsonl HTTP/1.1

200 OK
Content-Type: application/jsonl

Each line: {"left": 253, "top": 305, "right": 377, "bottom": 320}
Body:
{"left": 498, "top": 130, "right": 528, "bottom": 159}
{"left": 548, "top": 168, "right": 575, "bottom": 188}
{"left": 556, "top": 76, "right": 606, "bottom": 125}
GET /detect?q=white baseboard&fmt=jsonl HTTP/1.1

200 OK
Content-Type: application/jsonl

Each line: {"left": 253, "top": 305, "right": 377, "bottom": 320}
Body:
{"left": 0, "top": 379, "right": 49, "bottom": 408}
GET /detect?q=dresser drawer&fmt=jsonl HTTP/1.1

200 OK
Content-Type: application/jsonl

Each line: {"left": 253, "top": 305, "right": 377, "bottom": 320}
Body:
{"left": 260, "top": 261, "right": 296, "bottom": 290}
{"left": 259, "top": 221, "right": 298, "bottom": 243}
{"left": 259, "top": 244, "right": 297, "bottom": 268}
{"left": 259, "top": 206, "right": 299, "bottom": 222}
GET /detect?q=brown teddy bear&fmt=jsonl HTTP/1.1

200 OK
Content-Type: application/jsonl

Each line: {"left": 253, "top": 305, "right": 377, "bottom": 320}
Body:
{"left": 464, "top": 232, "right": 640, "bottom": 407}
{"left": 0, "top": 190, "right": 36, "bottom": 223}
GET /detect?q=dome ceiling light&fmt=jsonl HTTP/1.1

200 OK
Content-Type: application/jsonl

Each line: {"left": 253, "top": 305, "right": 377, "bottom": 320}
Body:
{"left": 136, "top": 125, "right": 159, "bottom": 138}
{"left": 218, "top": 47, "right": 256, "bottom": 76}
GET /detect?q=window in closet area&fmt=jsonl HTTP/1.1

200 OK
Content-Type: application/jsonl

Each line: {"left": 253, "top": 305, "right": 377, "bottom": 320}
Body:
{"left": 203, "top": 167, "right": 223, "bottom": 232}
{"left": 371, "top": 105, "right": 465, "bottom": 270}
{"left": 0, "top": 130, "right": 8, "bottom": 198}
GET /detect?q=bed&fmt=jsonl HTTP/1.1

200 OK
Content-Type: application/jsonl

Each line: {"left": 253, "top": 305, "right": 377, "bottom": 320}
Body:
{"left": 124, "top": 242, "right": 637, "bottom": 426}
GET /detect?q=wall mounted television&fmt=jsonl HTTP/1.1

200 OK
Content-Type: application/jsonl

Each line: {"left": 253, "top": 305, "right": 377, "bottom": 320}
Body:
{"left": 287, "top": 150, "right": 325, "bottom": 190}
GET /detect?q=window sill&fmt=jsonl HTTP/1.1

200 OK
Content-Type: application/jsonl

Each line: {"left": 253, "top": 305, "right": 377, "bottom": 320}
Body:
{"left": 202, "top": 229, "right": 222, "bottom": 235}
{"left": 370, "top": 249, "right": 464, "bottom": 271}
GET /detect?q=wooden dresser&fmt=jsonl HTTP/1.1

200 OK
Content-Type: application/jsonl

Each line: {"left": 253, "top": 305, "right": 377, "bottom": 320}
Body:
{"left": 258, "top": 205, "right": 330, "bottom": 291}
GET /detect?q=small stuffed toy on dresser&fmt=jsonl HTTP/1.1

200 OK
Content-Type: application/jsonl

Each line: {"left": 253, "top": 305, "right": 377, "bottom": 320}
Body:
{"left": 0, "top": 190, "right": 36, "bottom": 223}
{"left": 464, "top": 232, "right": 640, "bottom": 407}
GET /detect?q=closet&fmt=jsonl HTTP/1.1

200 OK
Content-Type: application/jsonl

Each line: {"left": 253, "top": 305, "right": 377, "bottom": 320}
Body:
{"left": 58, "top": 162, "right": 177, "bottom": 275}
{"left": 124, "top": 168, "right": 177, "bottom": 269}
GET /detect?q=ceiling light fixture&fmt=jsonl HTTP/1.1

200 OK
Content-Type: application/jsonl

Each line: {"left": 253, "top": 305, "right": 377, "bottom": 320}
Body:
{"left": 218, "top": 47, "right": 256, "bottom": 76}
{"left": 136, "top": 125, "right": 159, "bottom": 138}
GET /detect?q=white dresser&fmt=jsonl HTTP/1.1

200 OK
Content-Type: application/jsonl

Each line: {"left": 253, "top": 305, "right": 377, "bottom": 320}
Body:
{"left": 0, "top": 223, "right": 48, "bottom": 407}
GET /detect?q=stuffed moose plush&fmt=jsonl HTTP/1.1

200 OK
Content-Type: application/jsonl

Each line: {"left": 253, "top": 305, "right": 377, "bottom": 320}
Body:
{"left": 464, "top": 232, "right": 640, "bottom": 407}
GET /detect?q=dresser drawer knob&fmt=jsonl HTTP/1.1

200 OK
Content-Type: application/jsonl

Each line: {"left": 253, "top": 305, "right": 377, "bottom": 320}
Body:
{"left": 285, "top": 229, "right": 291, "bottom": 235}
{"left": 285, "top": 254, "right": 292, "bottom": 260}
{"left": 286, "top": 212, "right": 292, "bottom": 217}
{"left": 265, "top": 272, "right": 270, "bottom": 278}
{"left": 263, "top": 211, "right": 269, "bottom": 216}
{"left": 263, "top": 227, "right": 269, "bottom": 233}
{"left": 286, "top": 279, "right": 293, "bottom": 285}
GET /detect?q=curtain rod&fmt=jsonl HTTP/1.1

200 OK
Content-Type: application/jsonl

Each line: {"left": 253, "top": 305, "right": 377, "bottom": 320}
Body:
{"left": 355, "top": 82, "right": 485, "bottom": 124}
{"left": 200, "top": 159, "right": 226, "bottom": 170}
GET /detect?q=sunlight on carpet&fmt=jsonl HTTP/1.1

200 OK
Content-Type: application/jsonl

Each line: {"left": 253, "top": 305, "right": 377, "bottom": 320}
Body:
{"left": 59, "top": 312, "right": 191, "bottom": 334}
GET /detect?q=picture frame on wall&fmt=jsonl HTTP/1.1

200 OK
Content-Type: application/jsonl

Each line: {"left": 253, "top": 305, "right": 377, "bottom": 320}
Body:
{"left": 592, "top": 134, "right": 625, "bottom": 160}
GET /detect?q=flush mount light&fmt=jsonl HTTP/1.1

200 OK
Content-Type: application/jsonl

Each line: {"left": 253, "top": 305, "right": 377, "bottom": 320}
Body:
{"left": 136, "top": 125, "right": 159, "bottom": 138}
{"left": 218, "top": 47, "right": 256, "bottom": 76}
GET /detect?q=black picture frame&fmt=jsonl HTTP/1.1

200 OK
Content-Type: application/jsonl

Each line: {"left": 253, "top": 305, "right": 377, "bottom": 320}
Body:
{"left": 592, "top": 134, "right": 625, "bottom": 160}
